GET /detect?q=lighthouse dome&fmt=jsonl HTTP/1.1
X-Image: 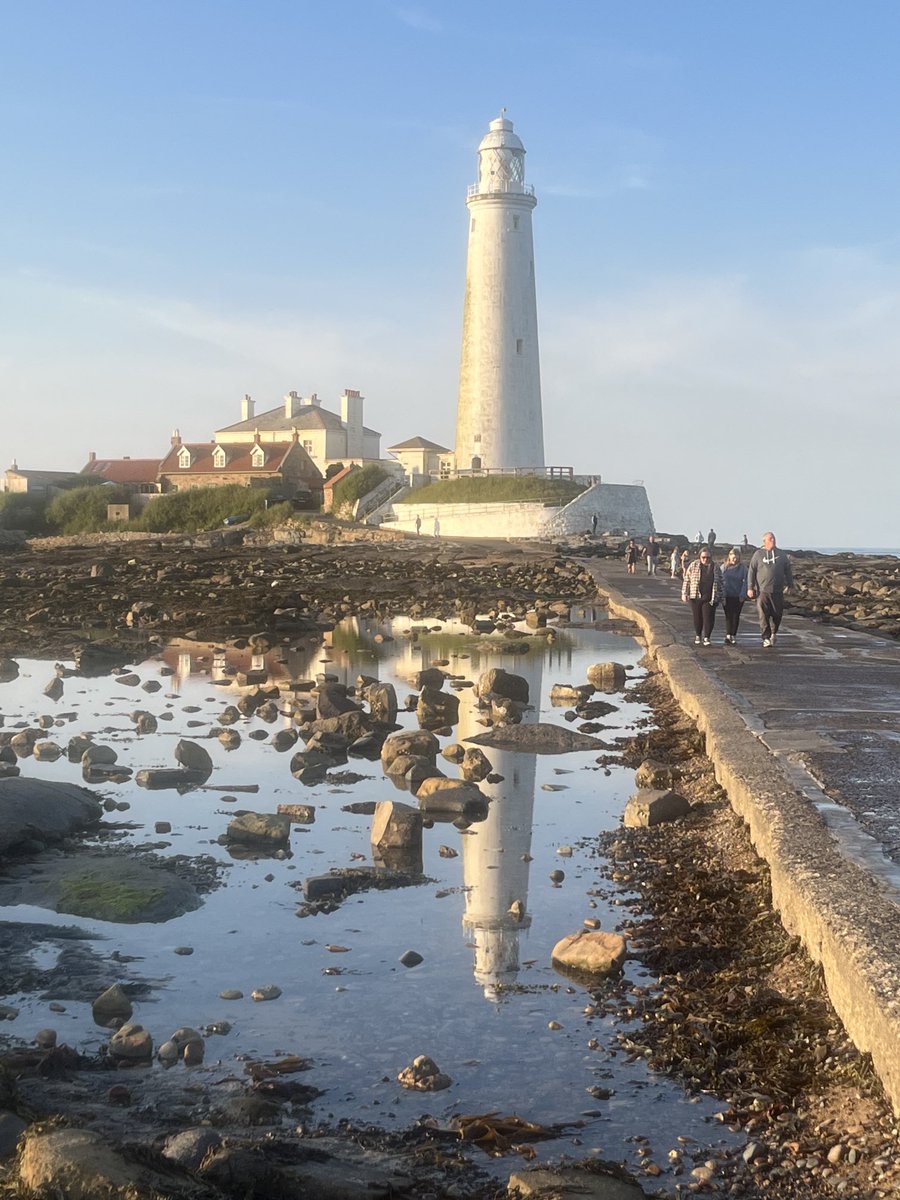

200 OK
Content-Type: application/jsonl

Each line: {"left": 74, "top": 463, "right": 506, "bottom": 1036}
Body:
{"left": 477, "top": 115, "right": 525, "bottom": 153}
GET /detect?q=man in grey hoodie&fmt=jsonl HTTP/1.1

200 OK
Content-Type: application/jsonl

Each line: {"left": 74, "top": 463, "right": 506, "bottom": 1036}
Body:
{"left": 747, "top": 531, "right": 794, "bottom": 647}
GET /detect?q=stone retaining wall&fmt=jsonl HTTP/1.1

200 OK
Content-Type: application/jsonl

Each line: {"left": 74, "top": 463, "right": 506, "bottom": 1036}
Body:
{"left": 594, "top": 575, "right": 900, "bottom": 1116}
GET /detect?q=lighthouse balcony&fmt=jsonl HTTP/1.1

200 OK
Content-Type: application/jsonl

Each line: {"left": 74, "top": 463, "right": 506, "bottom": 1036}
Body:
{"left": 467, "top": 181, "right": 535, "bottom": 198}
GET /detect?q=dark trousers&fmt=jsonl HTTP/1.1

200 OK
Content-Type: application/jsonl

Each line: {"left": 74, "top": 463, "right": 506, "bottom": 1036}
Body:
{"left": 690, "top": 598, "right": 716, "bottom": 638}
{"left": 757, "top": 591, "right": 784, "bottom": 639}
{"left": 723, "top": 596, "right": 744, "bottom": 637}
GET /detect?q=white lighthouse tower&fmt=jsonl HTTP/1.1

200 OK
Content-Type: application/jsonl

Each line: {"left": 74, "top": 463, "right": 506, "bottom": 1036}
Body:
{"left": 454, "top": 113, "right": 545, "bottom": 472}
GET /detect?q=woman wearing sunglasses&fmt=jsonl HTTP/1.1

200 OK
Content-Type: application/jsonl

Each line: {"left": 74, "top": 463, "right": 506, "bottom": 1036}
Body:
{"left": 681, "top": 546, "right": 725, "bottom": 646}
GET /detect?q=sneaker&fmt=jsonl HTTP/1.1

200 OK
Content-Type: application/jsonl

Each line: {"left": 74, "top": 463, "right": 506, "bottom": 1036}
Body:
{"left": 694, "top": 635, "right": 702, "bottom": 645}
{"left": 703, "top": 638, "right": 711, "bottom": 646}
{"left": 724, "top": 635, "right": 732, "bottom": 645}
{"left": 762, "top": 638, "right": 772, "bottom": 648}
{"left": 770, "top": 633, "right": 777, "bottom": 646}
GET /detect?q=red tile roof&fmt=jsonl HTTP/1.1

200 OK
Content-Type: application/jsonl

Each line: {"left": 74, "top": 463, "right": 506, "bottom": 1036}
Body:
{"left": 81, "top": 458, "right": 161, "bottom": 484}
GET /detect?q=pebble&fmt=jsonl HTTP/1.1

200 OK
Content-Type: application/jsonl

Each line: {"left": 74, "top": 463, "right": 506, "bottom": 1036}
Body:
{"left": 219, "top": 989, "right": 243, "bottom": 1001}
{"left": 549, "top": 869, "right": 565, "bottom": 885}
{"left": 251, "top": 984, "right": 282, "bottom": 1002}
{"left": 399, "top": 950, "right": 424, "bottom": 968}
{"left": 173, "top": 946, "right": 193, "bottom": 956}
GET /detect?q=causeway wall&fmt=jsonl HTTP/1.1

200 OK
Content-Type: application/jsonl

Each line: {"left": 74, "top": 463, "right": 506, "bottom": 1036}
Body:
{"left": 590, "top": 571, "right": 900, "bottom": 1116}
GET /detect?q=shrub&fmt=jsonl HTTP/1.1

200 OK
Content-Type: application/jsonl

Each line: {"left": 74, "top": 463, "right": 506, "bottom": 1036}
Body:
{"left": 46, "top": 485, "right": 130, "bottom": 534}
{"left": 134, "top": 485, "right": 269, "bottom": 533}
{"left": 0, "top": 492, "right": 50, "bottom": 535}
{"left": 331, "top": 464, "right": 390, "bottom": 511}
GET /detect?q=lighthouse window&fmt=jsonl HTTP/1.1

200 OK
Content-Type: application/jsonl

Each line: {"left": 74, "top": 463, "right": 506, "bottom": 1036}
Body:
{"left": 513, "top": 215, "right": 520, "bottom": 230}
{"left": 473, "top": 434, "right": 481, "bottom": 443}
{"left": 470, "top": 218, "right": 476, "bottom": 231}
{"left": 516, "top": 339, "right": 524, "bottom": 355}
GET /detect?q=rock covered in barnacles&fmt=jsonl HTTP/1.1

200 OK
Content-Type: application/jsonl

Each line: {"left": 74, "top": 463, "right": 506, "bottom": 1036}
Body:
{"left": 397, "top": 1054, "right": 451, "bottom": 1091}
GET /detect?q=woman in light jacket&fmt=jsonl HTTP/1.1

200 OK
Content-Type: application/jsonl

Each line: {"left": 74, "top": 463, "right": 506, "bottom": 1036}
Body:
{"left": 721, "top": 547, "right": 749, "bottom": 645}
{"left": 681, "top": 546, "right": 725, "bottom": 646}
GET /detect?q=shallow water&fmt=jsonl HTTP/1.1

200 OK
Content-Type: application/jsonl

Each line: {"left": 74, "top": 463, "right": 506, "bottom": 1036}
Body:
{"left": 0, "top": 609, "right": 738, "bottom": 1178}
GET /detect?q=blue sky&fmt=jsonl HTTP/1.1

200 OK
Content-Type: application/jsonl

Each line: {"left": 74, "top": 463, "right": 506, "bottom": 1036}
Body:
{"left": 3, "top": 1, "right": 899, "bottom": 545}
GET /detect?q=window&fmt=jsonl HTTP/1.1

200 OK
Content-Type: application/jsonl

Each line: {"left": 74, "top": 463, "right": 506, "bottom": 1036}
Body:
{"left": 473, "top": 433, "right": 481, "bottom": 443}
{"left": 213, "top": 447, "right": 226, "bottom": 468}
{"left": 250, "top": 445, "right": 265, "bottom": 468}
{"left": 302, "top": 440, "right": 313, "bottom": 455}
{"left": 177, "top": 448, "right": 191, "bottom": 469}
{"left": 516, "top": 339, "right": 523, "bottom": 355}
{"left": 513, "top": 215, "right": 520, "bottom": 230}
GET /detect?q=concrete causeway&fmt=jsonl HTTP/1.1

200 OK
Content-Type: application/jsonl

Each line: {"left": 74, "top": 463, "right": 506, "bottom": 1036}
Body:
{"left": 584, "top": 557, "right": 900, "bottom": 1115}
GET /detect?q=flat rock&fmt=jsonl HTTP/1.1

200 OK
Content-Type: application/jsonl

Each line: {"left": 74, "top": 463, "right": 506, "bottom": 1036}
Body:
{"left": 623, "top": 788, "right": 691, "bottom": 828}
{"left": 508, "top": 1165, "right": 647, "bottom": 1199}
{"left": 551, "top": 930, "right": 627, "bottom": 979}
{"left": 18, "top": 1127, "right": 175, "bottom": 1199}
{"left": 466, "top": 724, "right": 607, "bottom": 754}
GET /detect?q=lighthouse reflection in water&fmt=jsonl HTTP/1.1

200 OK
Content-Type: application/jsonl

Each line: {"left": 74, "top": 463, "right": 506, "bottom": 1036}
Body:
{"left": 330, "top": 607, "right": 615, "bottom": 1001}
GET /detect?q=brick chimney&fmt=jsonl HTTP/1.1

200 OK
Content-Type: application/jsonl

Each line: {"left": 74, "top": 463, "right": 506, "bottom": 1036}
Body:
{"left": 171, "top": 429, "right": 182, "bottom": 448}
{"left": 241, "top": 393, "right": 255, "bottom": 422}
{"left": 88, "top": 451, "right": 96, "bottom": 462}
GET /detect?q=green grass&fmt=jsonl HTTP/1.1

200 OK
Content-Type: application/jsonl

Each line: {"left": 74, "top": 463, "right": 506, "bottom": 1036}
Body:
{"left": 56, "top": 872, "right": 167, "bottom": 922}
{"left": 397, "top": 476, "right": 587, "bottom": 505}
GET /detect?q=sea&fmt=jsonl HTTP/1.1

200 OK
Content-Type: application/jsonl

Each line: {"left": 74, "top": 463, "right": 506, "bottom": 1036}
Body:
{"left": 797, "top": 547, "right": 900, "bottom": 557}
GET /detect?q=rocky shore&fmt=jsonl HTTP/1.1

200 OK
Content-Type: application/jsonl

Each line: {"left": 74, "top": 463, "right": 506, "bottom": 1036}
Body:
{"left": 1, "top": 530, "right": 899, "bottom": 1198}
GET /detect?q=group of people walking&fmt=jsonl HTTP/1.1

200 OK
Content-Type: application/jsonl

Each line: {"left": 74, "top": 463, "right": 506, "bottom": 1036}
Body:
{"left": 624, "top": 531, "right": 794, "bottom": 649}
{"left": 680, "top": 532, "right": 793, "bottom": 648}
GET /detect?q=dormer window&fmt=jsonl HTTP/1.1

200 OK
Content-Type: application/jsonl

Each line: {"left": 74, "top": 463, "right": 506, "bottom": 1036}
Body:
{"left": 250, "top": 444, "right": 265, "bottom": 468}
{"left": 213, "top": 446, "right": 226, "bottom": 469}
{"left": 177, "top": 447, "right": 192, "bottom": 469}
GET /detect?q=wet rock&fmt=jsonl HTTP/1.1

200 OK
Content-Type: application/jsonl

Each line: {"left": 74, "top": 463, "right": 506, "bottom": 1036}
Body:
{"left": 10, "top": 730, "right": 40, "bottom": 757}
{"left": 174, "top": 738, "right": 213, "bottom": 774}
{"left": 270, "top": 728, "right": 298, "bottom": 752}
{"left": 66, "top": 735, "right": 94, "bottom": 762}
{"left": 381, "top": 729, "right": 440, "bottom": 771}
{"left": 132, "top": 711, "right": 158, "bottom": 734}
{"left": 551, "top": 930, "right": 627, "bottom": 979}
{"left": 91, "top": 984, "right": 133, "bottom": 1026}
{"left": 251, "top": 984, "right": 282, "bottom": 1002}
{"left": 277, "top": 803, "right": 316, "bottom": 823}
{"left": 550, "top": 683, "right": 593, "bottom": 705}
{"left": 218, "top": 705, "right": 241, "bottom": 725}
{"left": 161, "top": 1127, "right": 222, "bottom": 1171}
{"left": 109, "top": 1022, "right": 153, "bottom": 1061}
{"left": 43, "top": 676, "right": 64, "bottom": 701}
{"left": 0, "top": 658, "right": 19, "bottom": 682}
{"left": 316, "top": 682, "right": 361, "bottom": 719}
{"left": 135, "top": 767, "right": 207, "bottom": 789}
{"left": 0, "top": 1110, "right": 28, "bottom": 1158}
{"left": 397, "top": 1053, "right": 451, "bottom": 1091}
{"left": 413, "top": 667, "right": 446, "bottom": 690}
{"left": 0, "top": 777, "right": 101, "bottom": 854}
{"left": 219, "top": 989, "right": 244, "bottom": 1001}
{"left": 416, "top": 777, "right": 488, "bottom": 821}
{"left": 363, "top": 681, "right": 398, "bottom": 726}
{"left": 81, "top": 743, "right": 117, "bottom": 766}
{"left": 477, "top": 667, "right": 529, "bottom": 703}
{"left": 399, "top": 949, "right": 424, "bottom": 968}
{"left": 371, "top": 800, "right": 422, "bottom": 852}
{"left": 460, "top": 746, "right": 493, "bottom": 782}
{"left": 587, "top": 661, "right": 627, "bottom": 692}
{"left": 225, "top": 811, "right": 291, "bottom": 847}
{"left": 34, "top": 1027, "right": 57, "bottom": 1048}
{"left": 623, "top": 788, "right": 691, "bottom": 828}
{"left": 416, "top": 685, "right": 460, "bottom": 730}
{"left": 508, "top": 1165, "right": 646, "bottom": 1199}
{"left": 33, "top": 740, "right": 63, "bottom": 762}
{"left": 219, "top": 728, "right": 241, "bottom": 750}
{"left": 466, "top": 723, "right": 606, "bottom": 754}
{"left": 441, "top": 743, "right": 466, "bottom": 764}
{"left": 116, "top": 673, "right": 141, "bottom": 687}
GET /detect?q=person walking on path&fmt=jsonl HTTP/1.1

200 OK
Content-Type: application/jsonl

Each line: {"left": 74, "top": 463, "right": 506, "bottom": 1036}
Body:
{"left": 695, "top": 529, "right": 704, "bottom": 547}
{"left": 747, "top": 531, "right": 793, "bottom": 647}
{"left": 670, "top": 546, "right": 680, "bottom": 578}
{"left": 707, "top": 527, "right": 717, "bottom": 552}
{"left": 415, "top": 515, "right": 421, "bottom": 536}
{"left": 625, "top": 539, "right": 639, "bottom": 575}
{"left": 645, "top": 535, "right": 660, "bottom": 576}
{"left": 722, "top": 547, "right": 749, "bottom": 644}
{"left": 682, "top": 546, "right": 725, "bottom": 646}
{"left": 432, "top": 517, "right": 441, "bottom": 538}
{"left": 591, "top": 513, "right": 598, "bottom": 536}
{"left": 680, "top": 547, "right": 690, "bottom": 577}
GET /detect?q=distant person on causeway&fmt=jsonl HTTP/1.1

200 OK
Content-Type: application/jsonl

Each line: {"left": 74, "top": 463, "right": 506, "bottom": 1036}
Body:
{"left": 625, "top": 539, "right": 639, "bottom": 574}
{"left": 721, "top": 547, "right": 749, "bottom": 645}
{"left": 707, "top": 527, "right": 716, "bottom": 552}
{"left": 645, "top": 535, "right": 660, "bottom": 576}
{"left": 682, "top": 546, "right": 725, "bottom": 646}
{"left": 747, "top": 531, "right": 794, "bottom": 648}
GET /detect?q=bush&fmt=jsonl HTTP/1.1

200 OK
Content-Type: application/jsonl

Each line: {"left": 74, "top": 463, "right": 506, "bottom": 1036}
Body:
{"left": 46, "top": 485, "right": 130, "bottom": 534}
{"left": 331, "top": 464, "right": 390, "bottom": 511}
{"left": 134, "top": 485, "right": 269, "bottom": 533}
{"left": 0, "top": 492, "right": 50, "bottom": 535}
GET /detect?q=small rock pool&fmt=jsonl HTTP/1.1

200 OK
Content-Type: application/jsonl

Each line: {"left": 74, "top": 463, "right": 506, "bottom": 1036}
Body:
{"left": 0, "top": 607, "right": 738, "bottom": 1181}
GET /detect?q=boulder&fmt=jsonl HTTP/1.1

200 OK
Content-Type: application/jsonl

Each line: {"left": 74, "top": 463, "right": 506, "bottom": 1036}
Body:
{"left": 623, "top": 788, "right": 691, "bottom": 828}
{"left": 508, "top": 1166, "right": 646, "bottom": 1199}
{"left": 550, "top": 683, "right": 593, "bottom": 705}
{"left": 371, "top": 800, "right": 423, "bottom": 852}
{"left": 225, "top": 812, "right": 292, "bottom": 847}
{"left": 381, "top": 729, "right": 440, "bottom": 771}
{"left": 0, "top": 778, "right": 101, "bottom": 854}
{"left": 477, "top": 668, "right": 529, "bottom": 703}
{"left": 413, "top": 667, "right": 446, "bottom": 690}
{"left": 109, "top": 1023, "right": 153, "bottom": 1061}
{"left": 587, "top": 662, "right": 627, "bottom": 692}
{"left": 81, "top": 743, "right": 117, "bottom": 766}
{"left": 551, "top": 930, "right": 627, "bottom": 979}
{"left": 466, "top": 724, "right": 607, "bottom": 754}
{"left": 416, "top": 685, "right": 460, "bottom": 730}
{"left": 33, "top": 741, "right": 63, "bottom": 762}
{"left": 92, "top": 984, "right": 133, "bottom": 1025}
{"left": 174, "top": 739, "right": 213, "bottom": 775}
{"left": 18, "top": 1128, "right": 174, "bottom": 1199}
{"left": 315, "top": 682, "right": 360, "bottom": 720}
{"left": 459, "top": 746, "right": 492, "bottom": 782}
{"left": 397, "top": 1054, "right": 451, "bottom": 1091}
{"left": 364, "top": 681, "right": 398, "bottom": 726}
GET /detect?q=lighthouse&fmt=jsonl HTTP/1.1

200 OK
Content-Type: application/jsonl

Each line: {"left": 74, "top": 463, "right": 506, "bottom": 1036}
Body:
{"left": 454, "top": 113, "right": 545, "bottom": 472}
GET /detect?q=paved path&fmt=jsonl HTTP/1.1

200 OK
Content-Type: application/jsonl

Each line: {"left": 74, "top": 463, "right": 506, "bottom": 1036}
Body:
{"left": 582, "top": 556, "right": 900, "bottom": 1112}
{"left": 589, "top": 558, "right": 900, "bottom": 893}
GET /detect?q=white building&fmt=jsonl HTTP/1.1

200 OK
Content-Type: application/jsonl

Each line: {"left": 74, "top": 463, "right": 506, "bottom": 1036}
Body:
{"left": 454, "top": 113, "right": 545, "bottom": 472}
{"left": 216, "top": 390, "right": 381, "bottom": 475}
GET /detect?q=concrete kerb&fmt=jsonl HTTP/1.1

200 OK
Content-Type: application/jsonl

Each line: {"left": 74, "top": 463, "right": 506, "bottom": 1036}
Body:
{"left": 592, "top": 572, "right": 900, "bottom": 1115}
